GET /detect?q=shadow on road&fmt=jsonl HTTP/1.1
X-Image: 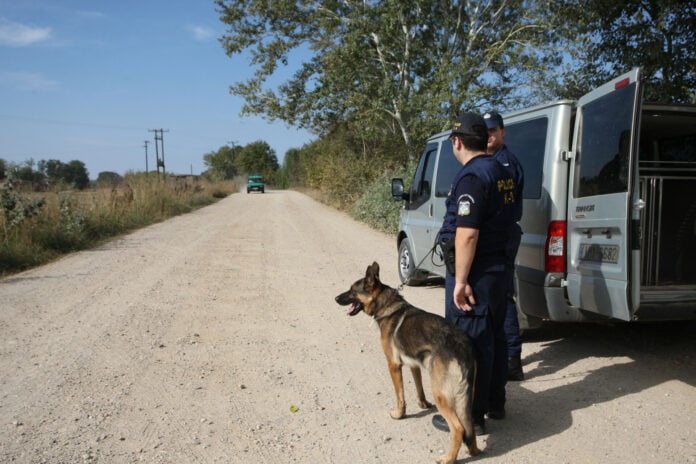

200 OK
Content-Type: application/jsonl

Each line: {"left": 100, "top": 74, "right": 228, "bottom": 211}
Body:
{"left": 479, "top": 320, "right": 696, "bottom": 459}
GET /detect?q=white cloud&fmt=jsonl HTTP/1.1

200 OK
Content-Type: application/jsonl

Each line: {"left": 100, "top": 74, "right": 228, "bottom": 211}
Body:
{"left": 0, "top": 18, "right": 51, "bottom": 47}
{"left": 0, "top": 71, "right": 58, "bottom": 91}
{"left": 188, "top": 25, "right": 214, "bottom": 41}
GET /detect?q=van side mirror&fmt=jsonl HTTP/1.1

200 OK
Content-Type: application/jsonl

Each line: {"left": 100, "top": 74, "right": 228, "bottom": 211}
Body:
{"left": 391, "top": 178, "right": 406, "bottom": 201}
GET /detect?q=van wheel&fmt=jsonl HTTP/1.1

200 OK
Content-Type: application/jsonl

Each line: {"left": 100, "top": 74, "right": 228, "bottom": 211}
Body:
{"left": 398, "top": 240, "right": 425, "bottom": 285}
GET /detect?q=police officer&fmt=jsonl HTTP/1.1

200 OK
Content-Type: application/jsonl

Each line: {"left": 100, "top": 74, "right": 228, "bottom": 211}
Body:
{"left": 484, "top": 111, "right": 525, "bottom": 384}
{"left": 431, "top": 112, "right": 516, "bottom": 435}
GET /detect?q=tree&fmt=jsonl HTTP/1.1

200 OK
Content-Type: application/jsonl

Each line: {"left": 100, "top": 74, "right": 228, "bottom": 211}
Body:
{"left": 237, "top": 141, "right": 279, "bottom": 179}
{"left": 217, "top": 0, "right": 560, "bottom": 161}
{"left": 282, "top": 148, "right": 306, "bottom": 187}
{"left": 38, "top": 159, "right": 66, "bottom": 185}
{"left": 0, "top": 159, "right": 6, "bottom": 180}
{"left": 12, "top": 159, "right": 45, "bottom": 187}
{"left": 203, "top": 144, "right": 242, "bottom": 180}
{"left": 63, "top": 161, "right": 90, "bottom": 190}
{"left": 552, "top": 0, "right": 696, "bottom": 103}
{"left": 96, "top": 171, "right": 123, "bottom": 187}
{"left": 37, "top": 159, "right": 90, "bottom": 190}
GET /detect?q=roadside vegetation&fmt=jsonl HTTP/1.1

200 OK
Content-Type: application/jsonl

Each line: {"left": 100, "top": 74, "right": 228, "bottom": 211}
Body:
{"left": 0, "top": 171, "right": 236, "bottom": 276}
{"left": 213, "top": 0, "right": 695, "bottom": 233}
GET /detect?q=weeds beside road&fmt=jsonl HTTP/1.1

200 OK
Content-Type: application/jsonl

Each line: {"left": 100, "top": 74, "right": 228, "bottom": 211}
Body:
{"left": 0, "top": 173, "right": 236, "bottom": 275}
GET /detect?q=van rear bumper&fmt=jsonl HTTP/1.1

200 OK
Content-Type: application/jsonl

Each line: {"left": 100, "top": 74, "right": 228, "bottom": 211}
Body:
{"left": 517, "top": 266, "right": 696, "bottom": 322}
{"left": 516, "top": 266, "right": 589, "bottom": 322}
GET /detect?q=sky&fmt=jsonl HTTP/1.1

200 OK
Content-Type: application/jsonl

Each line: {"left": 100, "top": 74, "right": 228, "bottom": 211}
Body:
{"left": 0, "top": 0, "right": 314, "bottom": 179}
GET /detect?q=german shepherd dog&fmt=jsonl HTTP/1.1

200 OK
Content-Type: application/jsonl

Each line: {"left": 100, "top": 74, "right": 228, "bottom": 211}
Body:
{"left": 335, "top": 262, "right": 480, "bottom": 464}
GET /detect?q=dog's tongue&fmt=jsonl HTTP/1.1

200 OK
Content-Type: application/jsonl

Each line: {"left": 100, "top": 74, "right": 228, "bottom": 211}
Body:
{"left": 348, "top": 302, "right": 360, "bottom": 315}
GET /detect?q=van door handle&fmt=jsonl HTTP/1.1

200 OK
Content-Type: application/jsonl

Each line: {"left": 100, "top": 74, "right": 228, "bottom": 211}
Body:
{"left": 429, "top": 204, "right": 433, "bottom": 216}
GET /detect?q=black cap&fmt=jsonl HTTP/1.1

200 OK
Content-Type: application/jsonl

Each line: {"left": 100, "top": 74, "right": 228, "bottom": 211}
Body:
{"left": 451, "top": 112, "right": 487, "bottom": 138}
{"left": 483, "top": 111, "right": 504, "bottom": 129}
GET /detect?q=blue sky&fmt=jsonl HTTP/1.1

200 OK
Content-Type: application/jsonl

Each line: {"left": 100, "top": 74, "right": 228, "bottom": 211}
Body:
{"left": 0, "top": 1, "right": 314, "bottom": 178}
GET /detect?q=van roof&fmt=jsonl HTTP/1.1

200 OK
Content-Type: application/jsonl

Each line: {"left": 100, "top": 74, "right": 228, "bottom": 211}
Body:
{"left": 426, "top": 100, "right": 578, "bottom": 144}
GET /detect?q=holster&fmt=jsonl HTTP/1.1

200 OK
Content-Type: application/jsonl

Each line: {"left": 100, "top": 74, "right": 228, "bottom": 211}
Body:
{"left": 441, "top": 238, "right": 455, "bottom": 275}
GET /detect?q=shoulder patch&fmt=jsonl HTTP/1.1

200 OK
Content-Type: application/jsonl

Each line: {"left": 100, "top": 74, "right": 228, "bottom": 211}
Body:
{"left": 458, "top": 199, "right": 471, "bottom": 216}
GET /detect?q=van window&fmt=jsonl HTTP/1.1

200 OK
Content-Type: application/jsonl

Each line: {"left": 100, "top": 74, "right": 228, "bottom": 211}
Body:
{"left": 504, "top": 117, "right": 548, "bottom": 199}
{"left": 435, "top": 140, "right": 461, "bottom": 197}
{"left": 575, "top": 83, "right": 636, "bottom": 197}
{"left": 409, "top": 143, "right": 438, "bottom": 209}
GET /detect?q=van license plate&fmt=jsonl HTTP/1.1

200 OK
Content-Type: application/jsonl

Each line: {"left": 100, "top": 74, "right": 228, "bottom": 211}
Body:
{"left": 578, "top": 244, "right": 619, "bottom": 263}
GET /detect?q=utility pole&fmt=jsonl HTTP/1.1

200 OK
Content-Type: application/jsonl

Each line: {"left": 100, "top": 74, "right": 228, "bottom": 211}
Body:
{"left": 143, "top": 140, "right": 150, "bottom": 174}
{"left": 148, "top": 128, "right": 169, "bottom": 175}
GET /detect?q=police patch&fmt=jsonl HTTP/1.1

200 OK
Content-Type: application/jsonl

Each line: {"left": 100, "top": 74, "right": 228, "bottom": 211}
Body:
{"left": 458, "top": 200, "right": 471, "bottom": 216}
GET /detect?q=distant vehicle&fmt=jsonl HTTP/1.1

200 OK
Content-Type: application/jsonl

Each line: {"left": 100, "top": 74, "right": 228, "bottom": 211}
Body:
{"left": 247, "top": 175, "right": 265, "bottom": 194}
{"left": 391, "top": 68, "right": 696, "bottom": 328}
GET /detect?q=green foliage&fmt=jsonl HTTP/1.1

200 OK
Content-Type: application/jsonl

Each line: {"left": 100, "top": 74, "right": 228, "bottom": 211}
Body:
{"left": 96, "top": 171, "right": 123, "bottom": 187}
{"left": 217, "top": 0, "right": 559, "bottom": 162}
{"left": 56, "top": 192, "right": 86, "bottom": 248}
{"left": 11, "top": 159, "right": 46, "bottom": 186}
{"left": 1, "top": 170, "right": 46, "bottom": 240}
{"left": 203, "top": 144, "right": 242, "bottom": 180}
{"left": 552, "top": 0, "right": 696, "bottom": 103}
{"left": 223, "top": 0, "right": 696, "bottom": 240}
{"left": 203, "top": 141, "right": 279, "bottom": 183}
{"left": 351, "top": 164, "right": 415, "bottom": 234}
{"left": 236, "top": 140, "right": 279, "bottom": 183}
{"left": 38, "top": 159, "right": 90, "bottom": 189}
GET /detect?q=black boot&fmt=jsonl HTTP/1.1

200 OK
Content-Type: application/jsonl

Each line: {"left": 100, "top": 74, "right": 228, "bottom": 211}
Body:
{"left": 508, "top": 355, "right": 524, "bottom": 381}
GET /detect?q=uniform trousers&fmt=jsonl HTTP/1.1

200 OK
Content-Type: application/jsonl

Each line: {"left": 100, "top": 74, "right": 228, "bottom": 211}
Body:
{"left": 445, "top": 268, "right": 508, "bottom": 423}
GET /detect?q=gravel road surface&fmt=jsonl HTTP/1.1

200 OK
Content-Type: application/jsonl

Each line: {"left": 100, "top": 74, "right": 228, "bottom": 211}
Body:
{"left": 1, "top": 189, "right": 694, "bottom": 463}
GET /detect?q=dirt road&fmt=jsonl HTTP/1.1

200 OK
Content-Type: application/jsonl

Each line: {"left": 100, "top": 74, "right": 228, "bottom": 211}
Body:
{"left": 1, "top": 190, "right": 694, "bottom": 463}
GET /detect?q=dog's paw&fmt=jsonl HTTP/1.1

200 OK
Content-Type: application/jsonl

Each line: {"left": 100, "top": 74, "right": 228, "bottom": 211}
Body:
{"left": 389, "top": 408, "right": 405, "bottom": 420}
{"left": 418, "top": 399, "right": 434, "bottom": 409}
{"left": 435, "top": 455, "right": 455, "bottom": 464}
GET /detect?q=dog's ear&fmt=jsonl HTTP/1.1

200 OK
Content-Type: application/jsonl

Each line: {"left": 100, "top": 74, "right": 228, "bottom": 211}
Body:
{"left": 365, "top": 262, "right": 380, "bottom": 290}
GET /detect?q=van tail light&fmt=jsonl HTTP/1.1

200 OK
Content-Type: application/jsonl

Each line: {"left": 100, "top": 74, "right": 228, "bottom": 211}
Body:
{"left": 545, "top": 220, "right": 566, "bottom": 273}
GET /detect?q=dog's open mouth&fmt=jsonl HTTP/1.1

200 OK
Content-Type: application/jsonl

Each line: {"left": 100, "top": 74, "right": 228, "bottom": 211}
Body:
{"left": 347, "top": 301, "right": 363, "bottom": 316}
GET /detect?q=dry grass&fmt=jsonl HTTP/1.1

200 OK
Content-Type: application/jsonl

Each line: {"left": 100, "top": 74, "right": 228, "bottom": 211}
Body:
{"left": 0, "top": 174, "right": 237, "bottom": 275}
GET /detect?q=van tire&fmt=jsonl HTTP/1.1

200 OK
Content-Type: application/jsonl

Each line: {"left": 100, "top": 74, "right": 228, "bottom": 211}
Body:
{"left": 398, "top": 240, "right": 425, "bottom": 285}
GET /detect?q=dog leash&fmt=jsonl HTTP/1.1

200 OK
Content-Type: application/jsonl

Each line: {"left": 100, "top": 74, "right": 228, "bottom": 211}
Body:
{"left": 397, "top": 240, "right": 441, "bottom": 293}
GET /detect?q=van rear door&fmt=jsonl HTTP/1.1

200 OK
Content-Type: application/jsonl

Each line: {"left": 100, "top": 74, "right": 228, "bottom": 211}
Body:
{"left": 566, "top": 68, "right": 643, "bottom": 320}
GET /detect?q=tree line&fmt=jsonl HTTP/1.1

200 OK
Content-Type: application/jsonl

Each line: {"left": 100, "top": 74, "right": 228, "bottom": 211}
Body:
{"left": 216, "top": 0, "right": 696, "bottom": 216}
{"left": 201, "top": 140, "right": 279, "bottom": 184}
{"left": 0, "top": 158, "right": 92, "bottom": 190}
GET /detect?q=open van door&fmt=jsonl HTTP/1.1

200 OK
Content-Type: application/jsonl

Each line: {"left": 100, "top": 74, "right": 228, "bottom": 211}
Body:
{"left": 566, "top": 69, "right": 643, "bottom": 321}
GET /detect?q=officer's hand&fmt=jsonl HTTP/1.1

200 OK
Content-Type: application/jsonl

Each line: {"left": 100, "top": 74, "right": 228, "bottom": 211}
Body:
{"left": 454, "top": 282, "right": 476, "bottom": 311}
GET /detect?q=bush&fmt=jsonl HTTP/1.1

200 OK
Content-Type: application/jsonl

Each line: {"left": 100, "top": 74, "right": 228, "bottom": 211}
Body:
{"left": 351, "top": 164, "right": 415, "bottom": 234}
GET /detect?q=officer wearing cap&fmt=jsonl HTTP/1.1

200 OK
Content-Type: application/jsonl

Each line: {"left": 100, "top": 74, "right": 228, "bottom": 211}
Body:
{"left": 484, "top": 111, "right": 526, "bottom": 385}
{"left": 432, "top": 112, "right": 516, "bottom": 436}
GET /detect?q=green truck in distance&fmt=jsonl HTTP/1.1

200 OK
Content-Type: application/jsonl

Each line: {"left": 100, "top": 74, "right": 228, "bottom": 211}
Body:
{"left": 246, "top": 175, "right": 265, "bottom": 194}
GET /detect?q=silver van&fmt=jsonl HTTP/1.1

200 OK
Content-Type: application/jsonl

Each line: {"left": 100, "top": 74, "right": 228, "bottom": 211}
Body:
{"left": 392, "top": 68, "right": 696, "bottom": 327}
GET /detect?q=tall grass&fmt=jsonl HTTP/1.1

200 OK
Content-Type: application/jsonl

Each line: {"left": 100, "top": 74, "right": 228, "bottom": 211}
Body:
{"left": 0, "top": 173, "right": 237, "bottom": 276}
